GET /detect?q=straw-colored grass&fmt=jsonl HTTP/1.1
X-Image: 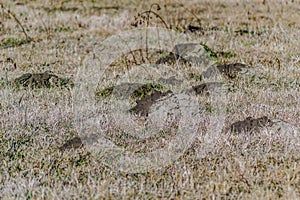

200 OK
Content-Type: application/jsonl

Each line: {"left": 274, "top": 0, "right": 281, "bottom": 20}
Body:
{"left": 0, "top": 0, "right": 299, "bottom": 199}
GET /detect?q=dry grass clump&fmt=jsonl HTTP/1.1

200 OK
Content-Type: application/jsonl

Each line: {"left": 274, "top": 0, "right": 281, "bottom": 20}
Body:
{"left": 0, "top": 0, "right": 299, "bottom": 199}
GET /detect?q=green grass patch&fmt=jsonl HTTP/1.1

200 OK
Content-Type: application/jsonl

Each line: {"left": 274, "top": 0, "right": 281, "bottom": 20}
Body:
{"left": 131, "top": 83, "right": 164, "bottom": 99}
{"left": 0, "top": 38, "right": 32, "bottom": 49}
{"left": 200, "top": 43, "right": 235, "bottom": 59}
{"left": 96, "top": 86, "right": 114, "bottom": 98}
{"left": 200, "top": 43, "right": 218, "bottom": 59}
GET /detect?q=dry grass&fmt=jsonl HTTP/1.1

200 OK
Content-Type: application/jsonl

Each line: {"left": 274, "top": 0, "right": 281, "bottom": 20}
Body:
{"left": 0, "top": 0, "right": 299, "bottom": 199}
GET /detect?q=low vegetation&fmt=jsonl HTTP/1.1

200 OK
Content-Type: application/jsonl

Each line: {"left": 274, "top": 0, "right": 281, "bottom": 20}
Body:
{"left": 0, "top": 0, "right": 299, "bottom": 199}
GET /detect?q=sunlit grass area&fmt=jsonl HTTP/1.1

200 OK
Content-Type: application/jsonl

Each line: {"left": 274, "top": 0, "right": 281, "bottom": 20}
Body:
{"left": 0, "top": 0, "right": 299, "bottom": 199}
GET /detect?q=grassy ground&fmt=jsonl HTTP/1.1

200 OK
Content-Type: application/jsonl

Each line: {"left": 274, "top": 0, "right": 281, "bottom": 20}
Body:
{"left": 0, "top": 0, "right": 299, "bottom": 199}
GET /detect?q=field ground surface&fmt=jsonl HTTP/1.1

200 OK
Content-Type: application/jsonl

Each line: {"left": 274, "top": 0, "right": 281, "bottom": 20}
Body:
{"left": 0, "top": 0, "right": 299, "bottom": 199}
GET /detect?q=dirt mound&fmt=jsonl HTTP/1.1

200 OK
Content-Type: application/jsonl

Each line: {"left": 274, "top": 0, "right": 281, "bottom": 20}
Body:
{"left": 190, "top": 82, "right": 224, "bottom": 95}
{"left": 129, "top": 90, "right": 173, "bottom": 117}
{"left": 13, "top": 71, "right": 73, "bottom": 88}
{"left": 202, "top": 63, "right": 248, "bottom": 79}
{"left": 59, "top": 136, "right": 83, "bottom": 151}
{"left": 185, "top": 25, "right": 205, "bottom": 34}
{"left": 156, "top": 43, "right": 210, "bottom": 66}
{"left": 59, "top": 134, "right": 99, "bottom": 151}
{"left": 155, "top": 52, "right": 188, "bottom": 65}
{"left": 226, "top": 116, "right": 273, "bottom": 134}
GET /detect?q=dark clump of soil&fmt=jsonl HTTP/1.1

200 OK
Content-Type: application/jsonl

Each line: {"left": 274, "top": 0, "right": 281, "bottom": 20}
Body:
{"left": 226, "top": 116, "right": 274, "bottom": 134}
{"left": 13, "top": 71, "right": 73, "bottom": 88}
{"left": 59, "top": 137, "right": 83, "bottom": 151}
{"left": 59, "top": 134, "right": 99, "bottom": 151}
{"left": 191, "top": 82, "right": 223, "bottom": 95}
{"left": 185, "top": 25, "right": 222, "bottom": 34}
{"left": 202, "top": 63, "right": 248, "bottom": 79}
{"left": 155, "top": 52, "right": 188, "bottom": 65}
{"left": 186, "top": 25, "right": 205, "bottom": 34}
{"left": 235, "top": 29, "right": 264, "bottom": 36}
{"left": 129, "top": 90, "right": 173, "bottom": 117}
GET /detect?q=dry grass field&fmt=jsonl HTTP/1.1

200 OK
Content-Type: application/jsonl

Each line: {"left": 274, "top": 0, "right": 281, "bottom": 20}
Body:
{"left": 0, "top": 0, "right": 299, "bottom": 199}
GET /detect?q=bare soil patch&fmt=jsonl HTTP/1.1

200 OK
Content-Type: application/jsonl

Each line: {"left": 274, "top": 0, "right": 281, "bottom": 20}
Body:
{"left": 130, "top": 90, "right": 173, "bottom": 117}
{"left": 226, "top": 116, "right": 274, "bottom": 134}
